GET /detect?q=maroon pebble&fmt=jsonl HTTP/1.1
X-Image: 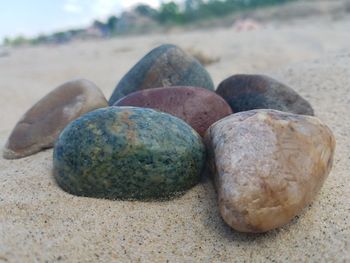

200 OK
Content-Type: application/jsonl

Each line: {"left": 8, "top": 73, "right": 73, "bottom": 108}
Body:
{"left": 114, "top": 86, "right": 233, "bottom": 136}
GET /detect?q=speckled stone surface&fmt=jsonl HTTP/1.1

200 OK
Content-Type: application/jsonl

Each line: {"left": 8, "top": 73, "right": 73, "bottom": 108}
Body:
{"left": 3, "top": 79, "right": 108, "bottom": 159}
{"left": 205, "top": 109, "right": 335, "bottom": 233}
{"left": 53, "top": 106, "right": 205, "bottom": 200}
{"left": 108, "top": 44, "right": 215, "bottom": 105}
{"left": 114, "top": 86, "right": 232, "bottom": 136}
{"left": 216, "top": 74, "right": 314, "bottom": 115}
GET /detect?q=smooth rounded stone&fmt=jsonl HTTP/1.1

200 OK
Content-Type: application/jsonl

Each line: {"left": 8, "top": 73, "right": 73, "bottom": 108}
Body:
{"left": 53, "top": 106, "right": 205, "bottom": 200}
{"left": 205, "top": 109, "right": 335, "bottom": 233}
{"left": 108, "top": 44, "right": 215, "bottom": 105}
{"left": 3, "top": 79, "right": 108, "bottom": 159}
{"left": 216, "top": 74, "right": 314, "bottom": 115}
{"left": 114, "top": 86, "right": 233, "bottom": 136}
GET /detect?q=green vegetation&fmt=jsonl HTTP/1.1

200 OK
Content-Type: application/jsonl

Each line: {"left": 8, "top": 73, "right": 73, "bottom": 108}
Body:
{"left": 3, "top": 0, "right": 296, "bottom": 46}
{"left": 156, "top": 0, "right": 296, "bottom": 24}
{"left": 3, "top": 36, "right": 30, "bottom": 47}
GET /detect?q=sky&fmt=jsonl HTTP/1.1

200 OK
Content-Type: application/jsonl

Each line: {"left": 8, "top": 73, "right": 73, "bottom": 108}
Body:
{"left": 0, "top": 0, "right": 175, "bottom": 41}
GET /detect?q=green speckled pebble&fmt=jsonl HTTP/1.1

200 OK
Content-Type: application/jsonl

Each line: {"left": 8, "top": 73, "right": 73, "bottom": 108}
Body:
{"left": 53, "top": 106, "right": 205, "bottom": 200}
{"left": 108, "top": 44, "right": 215, "bottom": 105}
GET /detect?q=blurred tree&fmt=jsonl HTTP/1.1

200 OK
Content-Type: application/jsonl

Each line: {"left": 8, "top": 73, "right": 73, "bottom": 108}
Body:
{"left": 157, "top": 2, "right": 184, "bottom": 24}
{"left": 52, "top": 31, "right": 70, "bottom": 44}
{"left": 184, "top": 0, "right": 204, "bottom": 21}
{"left": 30, "top": 34, "right": 48, "bottom": 45}
{"left": 3, "top": 37, "right": 10, "bottom": 46}
{"left": 135, "top": 4, "right": 158, "bottom": 19}
{"left": 106, "top": 16, "right": 119, "bottom": 33}
{"left": 93, "top": 20, "right": 106, "bottom": 29}
{"left": 92, "top": 20, "right": 109, "bottom": 36}
{"left": 11, "top": 36, "right": 29, "bottom": 46}
{"left": 185, "top": 0, "right": 203, "bottom": 12}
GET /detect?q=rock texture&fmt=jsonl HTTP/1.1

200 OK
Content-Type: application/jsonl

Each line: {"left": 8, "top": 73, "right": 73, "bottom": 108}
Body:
{"left": 216, "top": 74, "right": 314, "bottom": 115}
{"left": 53, "top": 106, "right": 205, "bottom": 200}
{"left": 205, "top": 109, "right": 335, "bottom": 233}
{"left": 108, "top": 44, "right": 215, "bottom": 105}
{"left": 114, "top": 86, "right": 232, "bottom": 136}
{"left": 3, "top": 79, "right": 108, "bottom": 159}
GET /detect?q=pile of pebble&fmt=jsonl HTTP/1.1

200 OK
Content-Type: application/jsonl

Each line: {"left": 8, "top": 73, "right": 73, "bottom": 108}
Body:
{"left": 3, "top": 44, "right": 335, "bottom": 233}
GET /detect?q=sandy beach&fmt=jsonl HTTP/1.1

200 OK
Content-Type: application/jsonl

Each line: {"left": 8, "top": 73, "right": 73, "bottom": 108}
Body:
{"left": 1, "top": 11, "right": 350, "bottom": 263}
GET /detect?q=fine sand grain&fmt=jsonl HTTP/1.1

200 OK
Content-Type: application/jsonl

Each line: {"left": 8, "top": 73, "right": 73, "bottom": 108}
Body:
{"left": 0, "top": 15, "right": 349, "bottom": 262}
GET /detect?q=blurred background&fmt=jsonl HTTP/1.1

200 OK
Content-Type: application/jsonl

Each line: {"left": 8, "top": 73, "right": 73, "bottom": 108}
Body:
{"left": 1, "top": 0, "right": 350, "bottom": 131}
{"left": 1, "top": 3, "right": 350, "bottom": 261}
{"left": 1, "top": 0, "right": 350, "bottom": 46}
{"left": 1, "top": 2, "right": 350, "bottom": 262}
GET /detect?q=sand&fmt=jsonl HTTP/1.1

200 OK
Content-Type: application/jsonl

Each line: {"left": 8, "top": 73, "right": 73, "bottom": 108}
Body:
{"left": 1, "top": 14, "right": 350, "bottom": 263}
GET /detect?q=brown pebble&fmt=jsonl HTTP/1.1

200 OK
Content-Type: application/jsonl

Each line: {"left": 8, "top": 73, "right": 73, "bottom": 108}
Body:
{"left": 205, "top": 109, "right": 335, "bottom": 232}
{"left": 3, "top": 79, "right": 108, "bottom": 159}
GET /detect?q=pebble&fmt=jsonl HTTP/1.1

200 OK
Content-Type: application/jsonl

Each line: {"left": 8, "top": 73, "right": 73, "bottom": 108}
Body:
{"left": 108, "top": 44, "right": 215, "bottom": 105}
{"left": 53, "top": 106, "right": 205, "bottom": 200}
{"left": 113, "top": 86, "right": 232, "bottom": 136}
{"left": 3, "top": 79, "right": 108, "bottom": 159}
{"left": 216, "top": 74, "right": 314, "bottom": 115}
{"left": 205, "top": 109, "right": 335, "bottom": 232}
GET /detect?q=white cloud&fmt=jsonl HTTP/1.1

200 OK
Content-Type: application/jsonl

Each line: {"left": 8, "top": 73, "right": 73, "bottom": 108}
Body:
{"left": 119, "top": 0, "right": 160, "bottom": 9}
{"left": 61, "top": 0, "right": 165, "bottom": 28}
{"left": 63, "top": 0, "right": 82, "bottom": 14}
{"left": 92, "top": 0, "right": 120, "bottom": 17}
{"left": 91, "top": 0, "right": 161, "bottom": 18}
{"left": 63, "top": 0, "right": 161, "bottom": 17}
